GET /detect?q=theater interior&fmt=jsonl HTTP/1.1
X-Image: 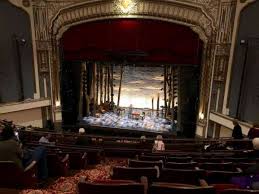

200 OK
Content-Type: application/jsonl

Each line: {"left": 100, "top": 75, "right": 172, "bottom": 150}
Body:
{"left": 0, "top": 0, "right": 259, "bottom": 193}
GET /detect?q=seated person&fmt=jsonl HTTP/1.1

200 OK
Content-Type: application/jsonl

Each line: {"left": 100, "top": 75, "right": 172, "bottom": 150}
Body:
{"left": 248, "top": 124, "right": 259, "bottom": 139}
{"left": 139, "top": 135, "right": 150, "bottom": 149}
{"left": 152, "top": 135, "right": 165, "bottom": 151}
{"left": 0, "top": 126, "right": 48, "bottom": 180}
{"left": 39, "top": 133, "right": 55, "bottom": 145}
{"left": 76, "top": 128, "right": 91, "bottom": 146}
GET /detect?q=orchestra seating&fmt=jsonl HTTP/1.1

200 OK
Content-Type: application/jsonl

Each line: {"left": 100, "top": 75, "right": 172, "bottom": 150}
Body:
{"left": 1, "top": 128, "right": 259, "bottom": 193}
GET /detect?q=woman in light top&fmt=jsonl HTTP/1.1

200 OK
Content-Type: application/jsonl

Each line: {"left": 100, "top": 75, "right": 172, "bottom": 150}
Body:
{"left": 153, "top": 135, "right": 165, "bottom": 151}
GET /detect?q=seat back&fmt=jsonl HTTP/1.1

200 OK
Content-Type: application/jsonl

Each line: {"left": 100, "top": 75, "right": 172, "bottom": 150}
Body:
{"left": 129, "top": 159, "right": 163, "bottom": 170}
{"left": 199, "top": 162, "right": 235, "bottom": 171}
{"left": 138, "top": 155, "right": 165, "bottom": 162}
{"left": 207, "top": 171, "right": 242, "bottom": 184}
{"left": 112, "top": 166, "right": 159, "bottom": 182}
{"left": 167, "top": 157, "right": 192, "bottom": 163}
{"left": 148, "top": 183, "right": 216, "bottom": 194}
{"left": 159, "top": 168, "right": 206, "bottom": 185}
{"left": 165, "top": 162, "right": 197, "bottom": 169}
{"left": 78, "top": 181, "right": 145, "bottom": 194}
{"left": 0, "top": 161, "right": 23, "bottom": 188}
{"left": 221, "top": 189, "right": 259, "bottom": 194}
{"left": 0, "top": 161, "right": 36, "bottom": 188}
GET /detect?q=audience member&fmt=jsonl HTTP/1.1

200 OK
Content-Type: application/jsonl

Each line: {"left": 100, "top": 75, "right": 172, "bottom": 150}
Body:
{"left": 76, "top": 128, "right": 91, "bottom": 146}
{"left": 232, "top": 120, "right": 243, "bottom": 139}
{"left": 152, "top": 135, "right": 165, "bottom": 151}
{"left": 248, "top": 124, "right": 259, "bottom": 139}
{"left": 139, "top": 135, "right": 149, "bottom": 149}
{"left": 39, "top": 133, "right": 54, "bottom": 145}
{"left": 0, "top": 126, "right": 48, "bottom": 180}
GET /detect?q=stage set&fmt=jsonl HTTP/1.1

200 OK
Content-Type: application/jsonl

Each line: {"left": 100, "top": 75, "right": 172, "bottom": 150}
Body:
{"left": 60, "top": 19, "right": 202, "bottom": 138}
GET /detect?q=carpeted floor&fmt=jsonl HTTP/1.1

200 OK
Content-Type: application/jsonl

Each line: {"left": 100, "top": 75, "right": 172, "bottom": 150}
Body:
{"left": 21, "top": 158, "right": 127, "bottom": 194}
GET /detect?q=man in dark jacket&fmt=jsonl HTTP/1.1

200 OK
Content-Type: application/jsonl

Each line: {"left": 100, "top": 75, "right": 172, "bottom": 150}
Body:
{"left": 232, "top": 120, "right": 243, "bottom": 139}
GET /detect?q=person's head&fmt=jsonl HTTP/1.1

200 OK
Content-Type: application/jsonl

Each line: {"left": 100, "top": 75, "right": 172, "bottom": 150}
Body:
{"left": 252, "top": 138, "right": 259, "bottom": 150}
{"left": 156, "top": 135, "right": 163, "bottom": 142}
{"left": 79, "top": 128, "right": 85, "bottom": 135}
{"left": 233, "top": 119, "right": 239, "bottom": 126}
{"left": 140, "top": 135, "right": 146, "bottom": 143}
{"left": 253, "top": 123, "right": 259, "bottom": 128}
{"left": 46, "top": 133, "right": 52, "bottom": 140}
{"left": 1, "top": 125, "right": 15, "bottom": 141}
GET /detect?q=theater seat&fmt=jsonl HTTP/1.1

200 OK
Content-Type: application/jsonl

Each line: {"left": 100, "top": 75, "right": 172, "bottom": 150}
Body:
{"left": 148, "top": 182, "right": 216, "bottom": 194}
{"left": 206, "top": 171, "right": 242, "bottom": 184}
{"left": 129, "top": 159, "right": 164, "bottom": 170}
{"left": 78, "top": 181, "right": 145, "bottom": 194}
{"left": 167, "top": 156, "right": 192, "bottom": 163}
{"left": 159, "top": 168, "right": 206, "bottom": 185}
{"left": 138, "top": 155, "right": 166, "bottom": 162}
{"left": 165, "top": 162, "right": 197, "bottom": 169}
{"left": 0, "top": 161, "right": 37, "bottom": 189}
{"left": 112, "top": 166, "right": 159, "bottom": 183}
{"left": 221, "top": 189, "right": 259, "bottom": 193}
{"left": 47, "top": 153, "right": 69, "bottom": 177}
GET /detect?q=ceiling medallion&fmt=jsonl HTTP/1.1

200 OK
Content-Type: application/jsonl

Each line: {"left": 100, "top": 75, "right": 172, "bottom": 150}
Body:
{"left": 115, "top": 0, "right": 137, "bottom": 14}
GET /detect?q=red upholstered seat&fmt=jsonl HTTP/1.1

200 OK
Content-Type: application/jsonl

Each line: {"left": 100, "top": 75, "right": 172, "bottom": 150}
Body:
{"left": 0, "top": 161, "right": 37, "bottom": 189}
{"left": 199, "top": 162, "right": 236, "bottom": 171}
{"left": 129, "top": 159, "right": 164, "bottom": 170}
{"left": 148, "top": 182, "right": 216, "bottom": 194}
{"left": 206, "top": 171, "right": 242, "bottom": 184}
{"left": 112, "top": 166, "right": 159, "bottom": 183}
{"left": 221, "top": 189, "right": 259, "bottom": 194}
{"left": 211, "top": 184, "right": 240, "bottom": 194}
{"left": 165, "top": 162, "right": 197, "bottom": 169}
{"left": 159, "top": 168, "right": 206, "bottom": 185}
{"left": 47, "top": 153, "right": 69, "bottom": 177}
{"left": 167, "top": 156, "right": 192, "bottom": 163}
{"left": 138, "top": 155, "right": 166, "bottom": 162}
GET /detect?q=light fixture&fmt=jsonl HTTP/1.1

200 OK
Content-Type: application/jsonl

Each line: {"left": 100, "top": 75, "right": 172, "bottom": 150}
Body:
{"left": 56, "top": 100, "right": 61, "bottom": 107}
{"left": 199, "top": 112, "right": 205, "bottom": 120}
{"left": 115, "top": 0, "right": 137, "bottom": 14}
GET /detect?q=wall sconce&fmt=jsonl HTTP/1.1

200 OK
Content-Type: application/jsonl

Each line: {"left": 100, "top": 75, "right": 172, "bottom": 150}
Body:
{"left": 199, "top": 112, "right": 205, "bottom": 120}
{"left": 56, "top": 100, "right": 61, "bottom": 107}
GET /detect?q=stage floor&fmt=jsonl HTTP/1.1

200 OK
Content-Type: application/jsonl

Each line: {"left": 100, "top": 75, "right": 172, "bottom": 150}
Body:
{"left": 79, "top": 112, "right": 174, "bottom": 136}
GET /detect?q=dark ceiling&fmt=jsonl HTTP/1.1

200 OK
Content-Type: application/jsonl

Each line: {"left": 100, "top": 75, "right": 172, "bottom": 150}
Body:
{"left": 61, "top": 19, "right": 203, "bottom": 65}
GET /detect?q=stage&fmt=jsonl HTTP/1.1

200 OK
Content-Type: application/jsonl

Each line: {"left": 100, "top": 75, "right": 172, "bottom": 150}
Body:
{"left": 78, "top": 112, "right": 175, "bottom": 137}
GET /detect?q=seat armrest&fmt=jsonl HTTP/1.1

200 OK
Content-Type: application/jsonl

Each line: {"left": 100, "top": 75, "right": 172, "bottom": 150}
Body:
{"left": 140, "top": 176, "right": 148, "bottom": 194}
{"left": 236, "top": 167, "right": 243, "bottom": 173}
{"left": 82, "top": 152, "right": 87, "bottom": 160}
{"left": 24, "top": 161, "right": 37, "bottom": 172}
{"left": 199, "top": 179, "right": 209, "bottom": 187}
{"left": 61, "top": 154, "right": 69, "bottom": 163}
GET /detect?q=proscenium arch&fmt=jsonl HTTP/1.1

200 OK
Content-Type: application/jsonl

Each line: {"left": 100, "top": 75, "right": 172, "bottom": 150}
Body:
{"left": 49, "top": 0, "right": 214, "bottom": 42}
{"left": 49, "top": 0, "right": 215, "bottom": 134}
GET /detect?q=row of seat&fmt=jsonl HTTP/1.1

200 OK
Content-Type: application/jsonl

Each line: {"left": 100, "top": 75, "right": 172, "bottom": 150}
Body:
{"left": 20, "top": 129, "right": 253, "bottom": 150}
{"left": 77, "top": 177, "right": 259, "bottom": 194}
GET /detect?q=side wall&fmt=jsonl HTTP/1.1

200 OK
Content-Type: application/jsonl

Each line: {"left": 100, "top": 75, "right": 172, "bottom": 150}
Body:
{"left": 229, "top": 0, "right": 259, "bottom": 123}
{"left": 0, "top": 1, "right": 34, "bottom": 103}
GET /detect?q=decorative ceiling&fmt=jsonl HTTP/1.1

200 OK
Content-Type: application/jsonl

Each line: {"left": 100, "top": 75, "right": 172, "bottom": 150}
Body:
{"left": 61, "top": 19, "right": 203, "bottom": 64}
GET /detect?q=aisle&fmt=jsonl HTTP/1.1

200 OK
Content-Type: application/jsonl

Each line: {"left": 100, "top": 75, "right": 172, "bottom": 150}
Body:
{"left": 21, "top": 159, "right": 127, "bottom": 194}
